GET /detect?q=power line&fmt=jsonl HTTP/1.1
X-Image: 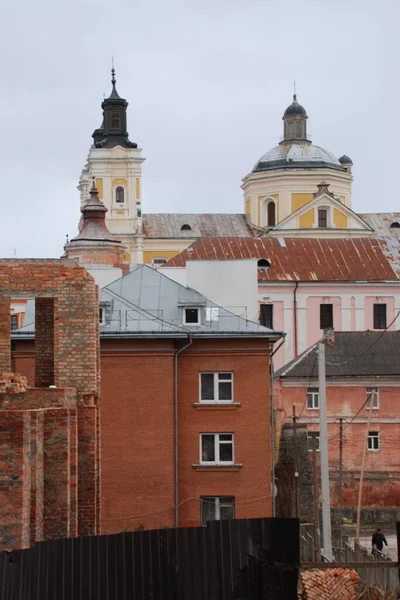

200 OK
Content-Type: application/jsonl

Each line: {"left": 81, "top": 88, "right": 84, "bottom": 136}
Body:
{"left": 324, "top": 310, "right": 400, "bottom": 367}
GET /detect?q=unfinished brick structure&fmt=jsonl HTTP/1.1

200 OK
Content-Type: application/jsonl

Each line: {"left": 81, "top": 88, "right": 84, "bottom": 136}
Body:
{"left": 0, "top": 260, "right": 100, "bottom": 551}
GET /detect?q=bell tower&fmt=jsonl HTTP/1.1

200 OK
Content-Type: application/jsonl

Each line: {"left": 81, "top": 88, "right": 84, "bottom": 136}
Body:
{"left": 79, "top": 69, "right": 144, "bottom": 264}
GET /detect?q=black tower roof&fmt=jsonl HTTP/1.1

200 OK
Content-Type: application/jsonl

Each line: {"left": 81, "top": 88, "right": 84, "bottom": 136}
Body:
{"left": 92, "top": 69, "right": 138, "bottom": 149}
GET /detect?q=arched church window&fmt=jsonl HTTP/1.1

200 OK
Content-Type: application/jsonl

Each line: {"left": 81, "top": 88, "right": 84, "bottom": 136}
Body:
{"left": 111, "top": 112, "right": 121, "bottom": 129}
{"left": 115, "top": 186, "right": 125, "bottom": 203}
{"left": 318, "top": 208, "right": 328, "bottom": 228}
{"left": 267, "top": 201, "right": 276, "bottom": 227}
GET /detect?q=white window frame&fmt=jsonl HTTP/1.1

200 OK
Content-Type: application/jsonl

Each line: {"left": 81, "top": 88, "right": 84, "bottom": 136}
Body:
{"left": 307, "top": 388, "right": 319, "bottom": 410}
{"left": 368, "top": 431, "right": 380, "bottom": 451}
{"left": 183, "top": 307, "right": 201, "bottom": 325}
{"left": 366, "top": 387, "right": 380, "bottom": 410}
{"left": 152, "top": 257, "right": 167, "bottom": 266}
{"left": 200, "top": 496, "right": 235, "bottom": 525}
{"left": 114, "top": 184, "right": 127, "bottom": 205}
{"left": 199, "top": 372, "right": 233, "bottom": 404}
{"left": 313, "top": 205, "right": 332, "bottom": 228}
{"left": 200, "top": 433, "right": 234, "bottom": 465}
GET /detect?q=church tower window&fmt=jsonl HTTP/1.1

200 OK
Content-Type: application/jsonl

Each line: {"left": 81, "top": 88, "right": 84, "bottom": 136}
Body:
{"left": 115, "top": 186, "right": 125, "bottom": 203}
{"left": 111, "top": 112, "right": 121, "bottom": 129}
{"left": 267, "top": 201, "right": 276, "bottom": 227}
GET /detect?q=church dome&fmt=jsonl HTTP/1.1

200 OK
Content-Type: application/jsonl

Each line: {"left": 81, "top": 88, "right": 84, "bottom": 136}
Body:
{"left": 284, "top": 95, "right": 307, "bottom": 117}
{"left": 339, "top": 155, "right": 353, "bottom": 166}
{"left": 252, "top": 143, "right": 344, "bottom": 173}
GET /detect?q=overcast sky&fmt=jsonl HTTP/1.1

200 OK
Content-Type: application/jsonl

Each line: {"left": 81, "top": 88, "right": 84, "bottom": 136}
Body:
{"left": 0, "top": 0, "right": 396, "bottom": 257}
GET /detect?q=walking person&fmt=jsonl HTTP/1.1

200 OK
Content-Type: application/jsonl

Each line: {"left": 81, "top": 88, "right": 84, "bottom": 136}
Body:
{"left": 371, "top": 528, "right": 388, "bottom": 557}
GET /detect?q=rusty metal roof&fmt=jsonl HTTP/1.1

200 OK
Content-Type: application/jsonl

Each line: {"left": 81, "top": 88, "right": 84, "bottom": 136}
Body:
{"left": 142, "top": 213, "right": 256, "bottom": 238}
{"left": 165, "top": 237, "right": 398, "bottom": 282}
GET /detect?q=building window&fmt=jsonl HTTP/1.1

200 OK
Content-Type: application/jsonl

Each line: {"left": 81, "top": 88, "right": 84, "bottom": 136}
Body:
{"left": 307, "top": 388, "right": 319, "bottom": 410}
{"left": 152, "top": 258, "right": 167, "bottom": 266}
{"left": 259, "top": 304, "right": 273, "bottom": 329}
{"left": 99, "top": 307, "right": 105, "bottom": 326}
{"left": 200, "top": 433, "right": 234, "bottom": 465}
{"left": 111, "top": 112, "right": 121, "bottom": 129}
{"left": 200, "top": 496, "right": 235, "bottom": 526}
{"left": 10, "top": 314, "right": 19, "bottom": 330}
{"left": 368, "top": 431, "right": 380, "bottom": 451}
{"left": 318, "top": 208, "right": 328, "bottom": 228}
{"left": 366, "top": 387, "right": 380, "bottom": 409}
{"left": 373, "top": 304, "right": 387, "bottom": 329}
{"left": 320, "top": 304, "right": 333, "bottom": 329}
{"left": 267, "top": 201, "right": 276, "bottom": 226}
{"left": 390, "top": 222, "right": 400, "bottom": 228}
{"left": 115, "top": 186, "right": 125, "bottom": 203}
{"left": 307, "top": 431, "right": 320, "bottom": 452}
{"left": 183, "top": 307, "right": 200, "bottom": 325}
{"left": 200, "top": 373, "right": 233, "bottom": 403}
{"left": 180, "top": 223, "right": 192, "bottom": 231}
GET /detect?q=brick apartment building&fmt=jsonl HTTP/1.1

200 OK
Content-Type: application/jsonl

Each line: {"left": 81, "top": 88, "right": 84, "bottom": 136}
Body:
{"left": 275, "top": 331, "right": 400, "bottom": 513}
{"left": 0, "top": 260, "right": 100, "bottom": 551}
{"left": 12, "top": 265, "right": 282, "bottom": 533}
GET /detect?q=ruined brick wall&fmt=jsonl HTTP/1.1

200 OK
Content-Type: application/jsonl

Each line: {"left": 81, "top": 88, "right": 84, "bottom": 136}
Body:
{"left": 0, "top": 260, "right": 101, "bottom": 551}
{"left": 0, "top": 260, "right": 99, "bottom": 396}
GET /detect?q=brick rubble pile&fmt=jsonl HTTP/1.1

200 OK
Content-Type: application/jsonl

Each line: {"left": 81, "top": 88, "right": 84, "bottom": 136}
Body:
{"left": 0, "top": 372, "right": 28, "bottom": 394}
{"left": 299, "top": 568, "right": 360, "bottom": 599}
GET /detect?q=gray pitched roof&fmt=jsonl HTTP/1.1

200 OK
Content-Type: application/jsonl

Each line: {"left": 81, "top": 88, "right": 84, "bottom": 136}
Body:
{"left": 101, "top": 265, "right": 282, "bottom": 338}
{"left": 142, "top": 213, "right": 256, "bottom": 238}
{"left": 13, "top": 265, "right": 282, "bottom": 340}
{"left": 275, "top": 331, "right": 400, "bottom": 378}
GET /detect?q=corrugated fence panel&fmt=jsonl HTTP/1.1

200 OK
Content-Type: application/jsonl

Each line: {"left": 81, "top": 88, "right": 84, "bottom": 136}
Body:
{"left": 0, "top": 518, "right": 299, "bottom": 600}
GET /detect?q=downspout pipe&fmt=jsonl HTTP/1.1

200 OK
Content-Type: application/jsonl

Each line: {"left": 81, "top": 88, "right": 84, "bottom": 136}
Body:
{"left": 293, "top": 281, "right": 299, "bottom": 357}
{"left": 174, "top": 334, "right": 192, "bottom": 528}
{"left": 270, "top": 336, "right": 286, "bottom": 518}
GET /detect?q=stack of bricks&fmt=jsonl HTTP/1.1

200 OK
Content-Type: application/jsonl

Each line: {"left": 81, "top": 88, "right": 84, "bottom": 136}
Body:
{"left": 299, "top": 569, "right": 360, "bottom": 599}
{"left": 0, "top": 372, "right": 28, "bottom": 394}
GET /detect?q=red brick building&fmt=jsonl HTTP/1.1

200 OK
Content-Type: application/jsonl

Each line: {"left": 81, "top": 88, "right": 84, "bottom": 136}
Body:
{"left": 0, "top": 260, "right": 100, "bottom": 551}
{"left": 12, "top": 265, "right": 282, "bottom": 533}
{"left": 275, "top": 331, "right": 400, "bottom": 512}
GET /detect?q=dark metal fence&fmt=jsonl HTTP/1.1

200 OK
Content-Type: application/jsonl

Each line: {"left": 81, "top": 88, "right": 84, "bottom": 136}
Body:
{"left": 0, "top": 518, "right": 299, "bottom": 600}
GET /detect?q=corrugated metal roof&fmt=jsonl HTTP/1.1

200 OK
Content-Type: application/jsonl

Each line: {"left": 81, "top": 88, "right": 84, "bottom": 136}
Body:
{"left": 165, "top": 237, "right": 398, "bottom": 282}
{"left": 101, "top": 265, "right": 281, "bottom": 337}
{"left": 15, "top": 265, "right": 282, "bottom": 339}
{"left": 275, "top": 331, "right": 400, "bottom": 378}
{"left": 360, "top": 213, "right": 400, "bottom": 237}
{"left": 143, "top": 214, "right": 256, "bottom": 239}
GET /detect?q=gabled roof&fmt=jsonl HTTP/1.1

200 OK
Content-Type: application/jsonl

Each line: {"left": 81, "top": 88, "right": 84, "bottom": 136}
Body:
{"left": 270, "top": 188, "right": 372, "bottom": 233}
{"left": 142, "top": 213, "right": 256, "bottom": 238}
{"left": 275, "top": 331, "right": 400, "bottom": 378}
{"left": 101, "top": 265, "right": 281, "bottom": 338}
{"left": 13, "top": 265, "right": 281, "bottom": 340}
{"left": 164, "top": 237, "right": 398, "bottom": 282}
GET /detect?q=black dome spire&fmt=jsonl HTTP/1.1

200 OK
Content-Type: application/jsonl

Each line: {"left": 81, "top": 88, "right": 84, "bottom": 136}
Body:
{"left": 92, "top": 68, "right": 138, "bottom": 149}
{"left": 283, "top": 94, "right": 307, "bottom": 117}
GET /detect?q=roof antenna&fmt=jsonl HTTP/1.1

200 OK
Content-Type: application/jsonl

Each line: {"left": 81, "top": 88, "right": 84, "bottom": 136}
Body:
{"left": 293, "top": 80, "right": 297, "bottom": 101}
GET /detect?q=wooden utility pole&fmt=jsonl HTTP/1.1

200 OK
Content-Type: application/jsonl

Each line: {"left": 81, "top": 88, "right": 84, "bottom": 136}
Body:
{"left": 338, "top": 417, "right": 344, "bottom": 525}
{"left": 312, "top": 436, "right": 321, "bottom": 561}
{"left": 292, "top": 405, "right": 299, "bottom": 519}
{"left": 318, "top": 340, "right": 333, "bottom": 561}
{"left": 356, "top": 389, "right": 375, "bottom": 542}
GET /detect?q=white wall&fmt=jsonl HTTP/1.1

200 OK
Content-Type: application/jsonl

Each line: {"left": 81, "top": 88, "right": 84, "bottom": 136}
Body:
{"left": 161, "top": 260, "right": 259, "bottom": 321}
